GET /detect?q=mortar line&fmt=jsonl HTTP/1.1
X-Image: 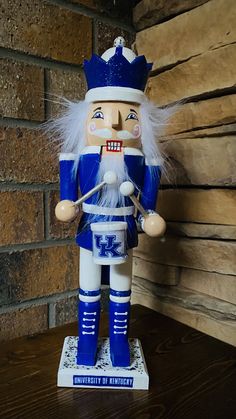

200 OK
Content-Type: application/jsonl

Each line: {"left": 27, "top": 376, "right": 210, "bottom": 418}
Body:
{"left": 159, "top": 121, "right": 236, "bottom": 139}
{"left": 43, "top": 191, "right": 50, "bottom": 240}
{"left": 48, "top": 302, "right": 56, "bottom": 328}
{"left": 134, "top": 1, "right": 212, "bottom": 32}
{"left": 0, "top": 47, "right": 83, "bottom": 72}
{"left": 0, "top": 183, "right": 59, "bottom": 191}
{"left": 47, "top": 0, "right": 135, "bottom": 32}
{"left": 159, "top": 185, "right": 236, "bottom": 190}
{"left": 92, "top": 16, "right": 97, "bottom": 54}
{"left": 44, "top": 68, "right": 51, "bottom": 121}
{"left": 0, "top": 289, "right": 78, "bottom": 315}
{"left": 0, "top": 238, "right": 75, "bottom": 253}
{"left": 0, "top": 117, "right": 41, "bottom": 129}
{"left": 134, "top": 276, "right": 236, "bottom": 321}
{"left": 155, "top": 87, "right": 236, "bottom": 108}
{"left": 0, "top": 182, "right": 235, "bottom": 192}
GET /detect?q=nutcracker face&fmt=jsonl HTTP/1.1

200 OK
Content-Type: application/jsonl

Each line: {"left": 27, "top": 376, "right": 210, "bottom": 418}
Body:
{"left": 86, "top": 101, "right": 141, "bottom": 151}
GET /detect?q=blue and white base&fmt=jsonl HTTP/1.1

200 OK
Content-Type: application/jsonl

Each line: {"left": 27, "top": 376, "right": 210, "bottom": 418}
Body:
{"left": 57, "top": 337, "right": 149, "bottom": 390}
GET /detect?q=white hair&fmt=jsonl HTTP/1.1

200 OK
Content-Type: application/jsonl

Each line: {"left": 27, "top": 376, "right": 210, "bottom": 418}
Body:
{"left": 140, "top": 98, "right": 173, "bottom": 166}
{"left": 44, "top": 99, "right": 89, "bottom": 154}
{"left": 45, "top": 96, "right": 172, "bottom": 166}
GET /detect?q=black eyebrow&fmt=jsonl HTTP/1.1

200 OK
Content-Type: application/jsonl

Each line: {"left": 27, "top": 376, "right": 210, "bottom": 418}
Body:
{"left": 93, "top": 107, "right": 102, "bottom": 112}
{"left": 130, "top": 109, "right": 137, "bottom": 114}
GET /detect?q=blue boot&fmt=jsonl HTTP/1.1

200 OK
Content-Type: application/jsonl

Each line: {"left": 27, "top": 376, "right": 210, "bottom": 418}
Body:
{"left": 77, "top": 291, "right": 100, "bottom": 366}
{"left": 109, "top": 298, "right": 131, "bottom": 367}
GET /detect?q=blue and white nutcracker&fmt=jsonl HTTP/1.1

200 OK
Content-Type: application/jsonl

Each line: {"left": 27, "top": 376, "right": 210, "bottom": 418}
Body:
{"left": 54, "top": 37, "right": 167, "bottom": 368}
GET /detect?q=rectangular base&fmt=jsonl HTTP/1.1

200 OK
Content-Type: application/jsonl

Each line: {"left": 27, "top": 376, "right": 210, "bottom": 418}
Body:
{"left": 57, "top": 337, "right": 149, "bottom": 390}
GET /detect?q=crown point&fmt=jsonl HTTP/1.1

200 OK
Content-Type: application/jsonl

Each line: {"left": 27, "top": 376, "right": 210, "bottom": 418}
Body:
{"left": 114, "top": 37, "right": 126, "bottom": 48}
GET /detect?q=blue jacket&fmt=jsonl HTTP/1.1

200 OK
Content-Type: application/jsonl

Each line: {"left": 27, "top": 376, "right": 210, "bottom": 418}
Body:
{"left": 59, "top": 146, "right": 161, "bottom": 251}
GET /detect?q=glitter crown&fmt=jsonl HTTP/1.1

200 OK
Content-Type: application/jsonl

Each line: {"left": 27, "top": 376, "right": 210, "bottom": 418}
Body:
{"left": 84, "top": 45, "right": 152, "bottom": 92}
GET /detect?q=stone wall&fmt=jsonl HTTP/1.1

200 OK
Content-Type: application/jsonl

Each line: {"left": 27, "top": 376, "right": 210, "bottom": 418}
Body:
{"left": 0, "top": 0, "right": 135, "bottom": 341}
{"left": 132, "top": 0, "right": 236, "bottom": 346}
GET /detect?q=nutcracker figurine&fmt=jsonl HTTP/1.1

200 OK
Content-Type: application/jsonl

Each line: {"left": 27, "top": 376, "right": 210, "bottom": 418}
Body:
{"left": 53, "top": 37, "right": 169, "bottom": 389}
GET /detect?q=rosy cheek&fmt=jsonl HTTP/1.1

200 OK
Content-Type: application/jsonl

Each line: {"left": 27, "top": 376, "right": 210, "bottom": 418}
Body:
{"left": 132, "top": 124, "right": 141, "bottom": 138}
{"left": 88, "top": 122, "right": 96, "bottom": 133}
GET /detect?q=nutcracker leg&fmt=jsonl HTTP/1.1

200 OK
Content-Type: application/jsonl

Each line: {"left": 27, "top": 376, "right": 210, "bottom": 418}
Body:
{"left": 77, "top": 248, "right": 101, "bottom": 366}
{"left": 109, "top": 250, "right": 133, "bottom": 367}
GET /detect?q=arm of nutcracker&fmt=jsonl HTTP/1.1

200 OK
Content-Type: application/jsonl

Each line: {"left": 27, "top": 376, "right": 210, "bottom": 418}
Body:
{"left": 55, "top": 171, "right": 117, "bottom": 222}
{"left": 120, "top": 181, "right": 166, "bottom": 237}
{"left": 140, "top": 163, "right": 161, "bottom": 212}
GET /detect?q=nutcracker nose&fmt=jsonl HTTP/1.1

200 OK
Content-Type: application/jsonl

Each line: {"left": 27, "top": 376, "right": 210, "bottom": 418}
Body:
{"left": 111, "top": 108, "right": 120, "bottom": 128}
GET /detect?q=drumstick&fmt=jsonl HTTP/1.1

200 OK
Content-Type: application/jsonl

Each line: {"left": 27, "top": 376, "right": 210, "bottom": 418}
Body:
{"left": 119, "top": 181, "right": 147, "bottom": 217}
{"left": 120, "top": 181, "right": 166, "bottom": 237}
{"left": 74, "top": 171, "right": 117, "bottom": 206}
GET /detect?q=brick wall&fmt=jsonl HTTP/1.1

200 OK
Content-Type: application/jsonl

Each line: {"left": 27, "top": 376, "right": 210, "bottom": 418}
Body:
{"left": 0, "top": 0, "right": 135, "bottom": 341}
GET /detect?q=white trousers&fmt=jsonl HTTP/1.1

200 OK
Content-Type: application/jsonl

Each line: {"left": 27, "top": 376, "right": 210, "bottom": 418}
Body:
{"left": 79, "top": 248, "right": 133, "bottom": 303}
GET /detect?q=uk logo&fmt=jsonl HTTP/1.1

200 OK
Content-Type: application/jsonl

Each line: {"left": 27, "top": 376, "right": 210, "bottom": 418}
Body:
{"left": 94, "top": 234, "right": 123, "bottom": 258}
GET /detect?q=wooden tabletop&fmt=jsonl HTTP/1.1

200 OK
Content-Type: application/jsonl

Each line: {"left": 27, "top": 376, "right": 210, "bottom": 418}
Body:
{"left": 0, "top": 305, "right": 235, "bottom": 419}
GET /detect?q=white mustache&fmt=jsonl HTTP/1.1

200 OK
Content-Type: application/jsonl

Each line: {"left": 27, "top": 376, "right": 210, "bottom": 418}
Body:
{"left": 89, "top": 128, "right": 112, "bottom": 138}
{"left": 90, "top": 128, "right": 137, "bottom": 139}
{"left": 117, "top": 130, "right": 136, "bottom": 139}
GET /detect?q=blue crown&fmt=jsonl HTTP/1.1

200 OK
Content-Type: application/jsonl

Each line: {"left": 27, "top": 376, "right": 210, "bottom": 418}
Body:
{"left": 84, "top": 46, "right": 152, "bottom": 92}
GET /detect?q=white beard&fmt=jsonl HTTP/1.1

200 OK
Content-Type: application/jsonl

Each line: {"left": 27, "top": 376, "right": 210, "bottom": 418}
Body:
{"left": 97, "top": 154, "right": 129, "bottom": 208}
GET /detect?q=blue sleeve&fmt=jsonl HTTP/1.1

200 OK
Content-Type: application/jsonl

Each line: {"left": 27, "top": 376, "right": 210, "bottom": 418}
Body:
{"left": 59, "top": 154, "right": 78, "bottom": 201}
{"left": 140, "top": 165, "right": 161, "bottom": 211}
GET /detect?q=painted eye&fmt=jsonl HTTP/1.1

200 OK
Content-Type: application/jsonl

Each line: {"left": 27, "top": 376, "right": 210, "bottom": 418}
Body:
{"left": 92, "top": 111, "right": 104, "bottom": 119}
{"left": 126, "top": 113, "right": 138, "bottom": 121}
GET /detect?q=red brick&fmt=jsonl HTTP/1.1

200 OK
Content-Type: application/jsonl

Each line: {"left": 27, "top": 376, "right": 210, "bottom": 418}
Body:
{"left": 0, "top": 304, "right": 48, "bottom": 341}
{"left": 0, "top": 59, "right": 44, "bottom": 121}
{"left": 1, "top": 0, "right": 92, "bottom": 65}
{"left": 47, "top": 68, "right": 86, "bottom": 117}
{"left": 0, "top": 245, "right": 79, "bottom": 304}
{"left": 48, "top": 191, "right": 78, "bottom": 240}
{"left": 0, "top": 127, "right": 58, "bottom": 183}
{"left": 54, "top": 295, "right": 78, "bottom": 326}
{"left": 0, "top": 191, "right": 44, "bottom": 246}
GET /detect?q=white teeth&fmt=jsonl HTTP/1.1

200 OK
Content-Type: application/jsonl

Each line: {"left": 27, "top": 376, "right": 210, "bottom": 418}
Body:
{"left": 107, "top": 141, "right": 122, "bottom": 152}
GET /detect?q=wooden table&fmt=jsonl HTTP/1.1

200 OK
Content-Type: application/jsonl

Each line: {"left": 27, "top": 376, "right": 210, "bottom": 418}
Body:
{"left": 0, "top": 305, "right": 235, "bottom": 419}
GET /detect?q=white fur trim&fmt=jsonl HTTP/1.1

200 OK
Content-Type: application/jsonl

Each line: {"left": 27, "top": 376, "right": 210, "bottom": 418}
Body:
{"left": 81, "top": 146, "right": 101, "bottom": 155}
{"left": 59, "top": 153, "right": 76, "bottom": 161}
{"left": 82, "top": 203, "right": 134, "bottom": 216}
{"left": 145, "top": 157, "right": 160, "bottom": 166}
{"left": 124, "top": 148, "right": 143, "bottom": 156}
{"left": 85, "top": 87, "right": 145, "bottom": 104}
